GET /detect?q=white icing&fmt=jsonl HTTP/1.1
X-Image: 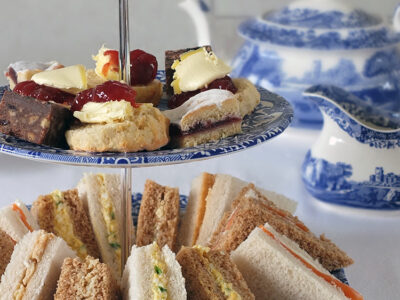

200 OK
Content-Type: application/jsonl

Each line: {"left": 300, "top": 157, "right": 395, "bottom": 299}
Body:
{"left": 8, "top": 61, "right": 61, "bottom": 73}
{"left": 163, "top": 89, "right": 235, "bottom": 125}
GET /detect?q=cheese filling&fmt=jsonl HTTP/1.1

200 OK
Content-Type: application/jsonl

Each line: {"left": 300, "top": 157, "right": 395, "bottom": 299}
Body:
{"left": 150, "top": 242, "right": 169, "bottom": 300}
{"left": 194, "top": 246, "right": 241, "bottom": 300}
{"left": 96, "top": 174, "right": 121, "bottom": 273}
{"left": 51, "top": 190, "right": 88, "bottom": 259}
{"left": 13, "top": 232, "right": 53, "bottom": 300}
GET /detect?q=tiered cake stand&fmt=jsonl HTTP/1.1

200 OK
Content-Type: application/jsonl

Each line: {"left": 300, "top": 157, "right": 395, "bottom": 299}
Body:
{"left": 0, "top": 0, "right": 294, "bottom": 269}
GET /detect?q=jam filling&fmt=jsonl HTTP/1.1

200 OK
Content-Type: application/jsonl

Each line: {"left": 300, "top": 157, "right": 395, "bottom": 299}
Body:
{"left": 5, "top": 67, "right": 18, "bottom": 85}
{"left": 168, "top": 76, "right": 238, "bottom": 109}
{"left": 13, "top": 81, "right": 75, "bottom": 105}
{"left": 70, "top": 80, "right": 138, "bottom": 112}
{"left": 170, "top": 116, "right": 242, "bottom": 137}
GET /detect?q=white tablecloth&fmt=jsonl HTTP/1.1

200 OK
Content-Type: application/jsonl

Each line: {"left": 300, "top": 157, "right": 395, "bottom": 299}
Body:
{"left": 1, "top": 127, "right": 399, "bottom": 299}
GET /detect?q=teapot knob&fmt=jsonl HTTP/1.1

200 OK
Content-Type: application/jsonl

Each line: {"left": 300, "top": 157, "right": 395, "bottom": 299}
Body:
{"left": 393, "top": 4, "right": 400, "bottom": 32}
{"left": 179, "top": 0, "right": 211, "bottom": 46}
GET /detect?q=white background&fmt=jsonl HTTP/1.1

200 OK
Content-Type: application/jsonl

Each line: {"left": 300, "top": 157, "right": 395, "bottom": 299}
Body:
{"left": 1, "top": 1, "right": 400, "bottom": 299}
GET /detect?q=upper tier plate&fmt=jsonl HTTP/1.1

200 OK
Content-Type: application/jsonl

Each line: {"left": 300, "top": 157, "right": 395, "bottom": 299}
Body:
{"left": 0, "top": 71, "right": 293, "bottom": 167}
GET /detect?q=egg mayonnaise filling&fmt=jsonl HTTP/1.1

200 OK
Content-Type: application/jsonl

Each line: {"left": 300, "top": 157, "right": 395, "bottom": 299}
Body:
{"left": 51, "top": 190, "right": 88, "bottom": 259}
{"left": 194, "top": 246, "right": 241, "bottom": 300}
{"left": 150, "top": 242, "right": 169, "bottom": 300}
{"left": 96, "top": 174, "right": 122, "bottom": 273}
{"left": 13, "top": 232, "right": 53, "bottom": 300}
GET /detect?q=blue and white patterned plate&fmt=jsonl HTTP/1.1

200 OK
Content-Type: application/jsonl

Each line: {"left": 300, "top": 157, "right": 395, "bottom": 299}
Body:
{"left": 131, "top": 192, "right": 349, "bottom": 285}
{"left": 0, "top": 71, "right": 293, "bottom": 167}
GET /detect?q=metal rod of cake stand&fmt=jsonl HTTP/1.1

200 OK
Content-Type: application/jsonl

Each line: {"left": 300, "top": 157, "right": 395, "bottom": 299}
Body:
{"left": 119, "top": 0, "right": 131, "bottom": 271}
{"left": 120, "top": 167, "right": 132, "bottom": 272}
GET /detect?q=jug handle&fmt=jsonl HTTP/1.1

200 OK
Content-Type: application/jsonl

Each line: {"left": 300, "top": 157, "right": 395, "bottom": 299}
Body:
{"left": 179, "top": 0, "right": 211, "bottom": 46}
{"left": 393, "top": 4, "right": 400, "bottom": 32}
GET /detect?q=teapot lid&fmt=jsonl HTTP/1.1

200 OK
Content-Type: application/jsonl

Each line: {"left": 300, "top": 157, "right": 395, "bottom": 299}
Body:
{"left": 239, "top": 0, "right": 400, "bottom": 49}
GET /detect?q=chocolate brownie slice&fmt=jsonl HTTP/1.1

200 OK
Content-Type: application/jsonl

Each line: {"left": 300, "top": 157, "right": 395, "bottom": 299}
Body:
{"left": 0, "top": 91, "right": 73, "bottom": 148}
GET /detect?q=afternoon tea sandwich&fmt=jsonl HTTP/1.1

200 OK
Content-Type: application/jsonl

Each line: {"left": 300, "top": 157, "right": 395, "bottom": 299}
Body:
{"left": 231, "top": 224, "right": 363, "bottom": 300}
{"left": 54, "top": 256, "right": 119, "bottom": 300}
{"left": 0, "top": 200, "right": 39, "bottom": 242}
{"left": 31, "top": 189, "right": 100, "bottom": 259}
{"left": 0, "top": 230, "right": 76, "bottom": 300}
{"left": 122, "top": 242, "right": 187, "bottom": 300}
{"left": 77, "top": 173, "right": 134, "bottom": 282}
{"left": 136, "top": 179, "right": 180, "bottom": 251}
{"left": 176, "top": 245, "right": 254, "bottom": 300}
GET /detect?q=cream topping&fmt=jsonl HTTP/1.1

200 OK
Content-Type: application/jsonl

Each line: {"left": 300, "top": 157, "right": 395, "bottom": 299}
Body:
{"left": 162, "top": 89, "right": 235, "bottom": 125}
{"left": 73, "top": 100, "right": 134, "bottom": 124}
{"left": 171, "top": 47, "right": 232, "bottom": 94}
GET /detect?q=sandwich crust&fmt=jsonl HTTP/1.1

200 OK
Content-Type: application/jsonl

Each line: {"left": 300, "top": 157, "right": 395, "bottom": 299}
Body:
{"left": 31, "top": 189, "right": 100, "bottom": 259}
{"left": 136, "top": 180, "right": 180, "bottom": 251}
{"left": 0, "top": 229, "right": 15, "bottom": 277}
{"left": 54, "top": 256, "right": 119, "bottom": 300}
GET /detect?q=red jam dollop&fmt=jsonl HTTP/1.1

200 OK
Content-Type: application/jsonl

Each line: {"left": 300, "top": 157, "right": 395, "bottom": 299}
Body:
{"left": 70, "top": 80, "right": 138, "bottom": 112}
{"left": 168, "top": 76, "right": 237, "bottom": 109}
{"left": 13, "top": 81, "right": 75, "bottom": 105}
{"left": 101, "top": 49, "right": 158, "bottom": 86}
{"left": 102, "top": 50, "right": 119, "bottom": 77}
{"left": 130, "top": 49, "right": 158, "bottom": 85}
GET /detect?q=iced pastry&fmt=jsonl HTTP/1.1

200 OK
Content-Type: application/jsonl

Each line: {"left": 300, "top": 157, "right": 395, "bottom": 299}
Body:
{"left": 165, "top": 47, "right": 260, "bottom": 116}
{"left": 66, "top": 81, "right": 169, "bottom": 152}
{"left": 163, "top": 89, "right": 242, "bottom": 148}
{"left": 4, "top": 61, "right": 63, "bottom": 89}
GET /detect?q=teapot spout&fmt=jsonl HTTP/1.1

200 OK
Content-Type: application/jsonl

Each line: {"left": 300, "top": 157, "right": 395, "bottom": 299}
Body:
{"left": 179, "top": 0, "right": 211, "bottom": 46}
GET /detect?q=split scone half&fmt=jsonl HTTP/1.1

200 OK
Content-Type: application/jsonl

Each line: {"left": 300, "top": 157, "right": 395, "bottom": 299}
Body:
{"left": 66, "top": 103, "right": 170, "bottom": 152}
{"left": 163, "top": 89, "right": 242, "bottom": 148}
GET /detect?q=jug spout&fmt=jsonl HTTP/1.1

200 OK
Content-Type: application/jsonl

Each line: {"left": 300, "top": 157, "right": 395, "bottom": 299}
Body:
{"left": 179, "top": 0, "right": 211, "bottom": 46}
{"left": 304, "top": 84, "right": 400, "bottom": 147}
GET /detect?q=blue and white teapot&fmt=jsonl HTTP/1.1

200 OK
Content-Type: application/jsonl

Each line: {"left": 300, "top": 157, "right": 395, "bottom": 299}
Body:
{"left": 231, "top": 0, "right": 400, "bottom": 127}
{"left": 302, "top": 85, "right": 400, "bottom": 209}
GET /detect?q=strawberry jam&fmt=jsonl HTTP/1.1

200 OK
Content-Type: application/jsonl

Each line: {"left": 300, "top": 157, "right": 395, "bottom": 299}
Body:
{"left": 14, "top": 81, "right": 75, "bottom": 105}
{"left": 130, "top": 49, "right": 157, "bottom": 85}
{"left": 70, "top": 80, "right": 138, "bottom": 112}
{"left": 102, "top": 50, "right": 119, "bottom": 77}
{"left": 168, "top": 76, "right": 237, "bottom": 109}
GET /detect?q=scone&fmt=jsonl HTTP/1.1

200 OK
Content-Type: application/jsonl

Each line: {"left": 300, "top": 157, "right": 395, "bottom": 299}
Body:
{"left": 91, "top": 45, "right": 162, "bottom": 106}
{"left": 66, "top": 103, "right": 169, "bottom": 152}
{"left": 163, "top": 89, "right": 242, "bottom": 148}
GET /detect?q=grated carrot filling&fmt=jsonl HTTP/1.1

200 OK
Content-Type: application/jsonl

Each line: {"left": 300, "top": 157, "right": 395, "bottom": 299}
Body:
{"left": 259, "top": 225, "right": 363, "bottom": 300}
{"left": 12, "top": 204, "right": 33, "bottom": 232}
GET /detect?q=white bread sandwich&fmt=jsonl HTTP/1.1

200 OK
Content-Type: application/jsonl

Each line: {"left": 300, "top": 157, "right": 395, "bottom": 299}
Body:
{"left": 176, "top": 245, "right": 254, "bottom": 299}
{"left": 31, "top": 189, "right": 100, "bottom": 259}
{"left": 0, "top": 228, "right": 15, "bottom": 277}
{"left": 231, "top": 224, "right": 363, "bottom": 300}
{"left": 178, "top": 172, "right": 297, "bottom": 247}
{"left": 54, "top": 256, "right": 119, "bottom": 300}
{"left": 136, "top": 179, "right": 180, "bottom": 251}
{"left": 122, "top": 242, "right": 186, "bottom": 300}
{"left": 77, "top": 173, "right": 134, "bottom": 282}
{"left": 0, "top": 200, "right": 39, "bottom": 242}
{"left": 210, "top": 184, "right": 354, "bottom": 271}
{"left": 0, "top": 230, "right": 76, "bottom": 300}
